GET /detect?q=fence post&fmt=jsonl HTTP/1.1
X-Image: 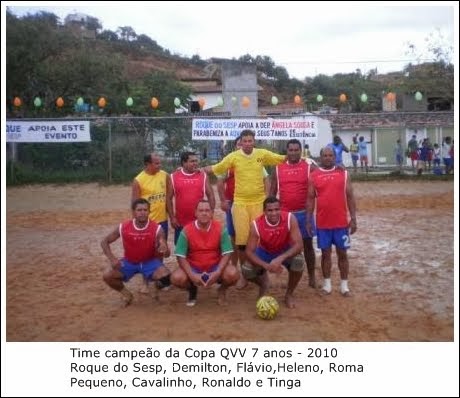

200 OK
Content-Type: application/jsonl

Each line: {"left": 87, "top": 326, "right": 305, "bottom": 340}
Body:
{"left": 108, "top": 121, "right": 112, "bottom": 183}
{"left": 11, "top": 142, "right": 17, "bottom": 184}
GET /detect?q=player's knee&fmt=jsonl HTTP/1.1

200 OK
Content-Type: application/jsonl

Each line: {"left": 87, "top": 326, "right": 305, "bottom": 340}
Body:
{"left": 289, "top": 254, "right": 305, "bottom": 272}
{"left": 241, "top": 263, "right": 261, "bottom": 280}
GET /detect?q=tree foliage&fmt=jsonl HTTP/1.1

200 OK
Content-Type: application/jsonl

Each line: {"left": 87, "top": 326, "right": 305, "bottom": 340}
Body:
{"left": 6, "top": 10, "right": 454, "bottom": 115}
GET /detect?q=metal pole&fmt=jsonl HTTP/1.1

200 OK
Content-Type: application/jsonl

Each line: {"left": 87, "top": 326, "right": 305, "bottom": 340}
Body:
{"left": 11, "top": 143, "right": 17, "bottom": 183}
{"left": 108, "top": 121, "right": 112, "bottom": 183}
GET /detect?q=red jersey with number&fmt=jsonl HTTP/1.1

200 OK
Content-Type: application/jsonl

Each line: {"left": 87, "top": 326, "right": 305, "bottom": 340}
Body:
{"left": 183, "top": 220, "right": 223, "bottom": 272}
{"left": 120, "top": 219, "right": 161, "bottom": 263}
{"left": 275, "top": 160, "right": 311, "bottom": 211}
{"left": 171, "top": 169, "right": 207, "bottom": 226}
{"left": 310, "top": 167, "right": 348, "bottom": 228}
{"left": 253, "top": 211, "right": 291, "bottom": 254}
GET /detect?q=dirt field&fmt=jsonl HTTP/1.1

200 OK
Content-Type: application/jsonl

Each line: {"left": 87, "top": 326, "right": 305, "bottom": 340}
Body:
{"left": 6, "top": 180, "right": 454, "bottom": 342}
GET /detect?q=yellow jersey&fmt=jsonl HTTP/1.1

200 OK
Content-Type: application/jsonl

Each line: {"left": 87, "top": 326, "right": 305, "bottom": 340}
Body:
{"left": 135, "top": 170, "right": 168, "bottom": 222}
{"left": 212, "top": 148, "right": 284, "bottom": 205}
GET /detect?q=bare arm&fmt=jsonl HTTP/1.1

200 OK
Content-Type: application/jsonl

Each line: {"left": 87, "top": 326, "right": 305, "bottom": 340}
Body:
{"left": 100, "top": 227, "right": 121, "bottom": 267}
{"left": 156, "top": 227, "right": 170, "bottom": 257}
{"left": 264, "top": 175, "right": 271, "bottom": 197}
{"left": 305, "top": 179, "right": 316, "bottom": 237}
{"left": 202, "top": 165, "right": 214, "bottom": 174}
{"left": 177, "top": 256, "right": 204, "bottom": 287}
{"left": 131, "top": 179, "right": 141, "bottom": 203}
{"left": 346, "top": 174, "right": 357, "bottom": 234}
{"left": 216, "top": 177, "right": 230, "bottom": 212}
{"left": 205, "top": 252, "right": 232, "bottom": 287}
{"left": 272, "top": 215, "right": 303, "bottom": 265}
{"left": 166, "top": 175, "right": 178, "bottom": 228}
{"left": 204, "top": 175, "right": 216, "bottom": 210}
{"left": 269, "top": 169, "right": 278, "bottom": 197}
{"left": 245, "top": 223, "right": 270, "bottom": 270}
{"left": 165, "top": 174, "right": 172, "bottom": 218}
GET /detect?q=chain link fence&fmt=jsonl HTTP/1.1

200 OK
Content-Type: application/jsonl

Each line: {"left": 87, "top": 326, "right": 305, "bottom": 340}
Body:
{"left": 6, "top": 114, "right": 454, "bottom": 184}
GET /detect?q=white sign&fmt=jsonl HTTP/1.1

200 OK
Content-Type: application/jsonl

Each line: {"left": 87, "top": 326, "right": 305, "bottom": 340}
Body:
{"left": 192, "top": 118, "right": 318, "bottom": 141}
{"left": 6, "top": 121, "right": 91, "bottom": 142}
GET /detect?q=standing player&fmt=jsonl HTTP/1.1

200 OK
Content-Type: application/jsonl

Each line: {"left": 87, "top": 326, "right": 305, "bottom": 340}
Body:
{"left": 306, "top": 147, "right": 357, "bottom": 297}
{"left": 216, "top": 136, "right": 271, "bottom": 289}
{"left": 132, "top": 153, "right": 172, "bottom": 292}
{"left": 270, "top": 139, "right": 317, "bottom": 288}
{"left": 168, "top": 151, "right": 215, "bottom": 245}
{"left": 203, "top": 129, "right": 285, "bottom": 286}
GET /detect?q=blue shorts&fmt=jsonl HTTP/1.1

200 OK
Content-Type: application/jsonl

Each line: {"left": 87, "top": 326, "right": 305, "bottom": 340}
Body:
{"left": 316, "top": 228, "right": 350, "bottom": 250}
{"left": 293, "top": 211, "right": 316, "bottom": 239}
{"left": 190, "top": 264, "right": 219, "bottom": 283}
{"left": 225, "top": 204, "right": 235, "bottom": 237}
{"left": 255, "top": 247, "right": 293, "bottom": 270}
{"left": 120, "top": 258, "right": 163, "bottom": 282}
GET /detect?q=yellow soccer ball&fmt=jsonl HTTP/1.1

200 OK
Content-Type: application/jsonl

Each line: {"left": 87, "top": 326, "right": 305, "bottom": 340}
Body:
{"left": 256, "top": 296, "right": 279, "bottom": 320}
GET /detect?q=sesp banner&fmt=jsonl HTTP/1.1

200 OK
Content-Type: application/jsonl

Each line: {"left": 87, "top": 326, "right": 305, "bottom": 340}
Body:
{"left": 6, "top": 121, "right": 91, "bottom": 143}
{"left": 192, "top": 118, "right": 319, "bottom": 141}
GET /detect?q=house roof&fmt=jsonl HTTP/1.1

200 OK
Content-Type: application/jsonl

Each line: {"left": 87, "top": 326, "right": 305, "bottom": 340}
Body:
{"left": 258, "top": 108, "right": 453, "bottom": 129}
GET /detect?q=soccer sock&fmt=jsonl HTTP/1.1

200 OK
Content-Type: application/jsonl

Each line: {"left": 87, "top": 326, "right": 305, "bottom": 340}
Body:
{"left": 322, "top": 278, "right": 332, "bottom": 293}
{"left": 158, "top": 275, "right": 171, "bottom": 288}
{"left": 188, "top": 285, "right": 198, "bottom": 301}
{"left": 340, "top": 280, "right": 349, "bottom": 293}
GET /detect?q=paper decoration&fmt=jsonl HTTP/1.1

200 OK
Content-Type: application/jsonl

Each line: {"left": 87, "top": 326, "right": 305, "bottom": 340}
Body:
{"left": 97, "top": 97, "right": 106, "bottom": 108}
{"left": 151, "top": 97, "right": 159, "bottom": 109}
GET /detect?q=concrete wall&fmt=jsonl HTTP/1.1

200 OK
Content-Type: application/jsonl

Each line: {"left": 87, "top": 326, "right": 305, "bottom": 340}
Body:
{"left": 221, "top": 61, "right": 258, "bottom": 117}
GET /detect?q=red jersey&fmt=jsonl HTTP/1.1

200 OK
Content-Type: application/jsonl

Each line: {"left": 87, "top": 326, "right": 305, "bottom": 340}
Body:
{"left": 310, "top": 167, "right": 349, "bottom": 228}
{"left": 183, "top": 220, "right": 223, "bottom": 272}
{"left": 224, "top": 169, "right": 235, "bottom": 201}
{"left": 171, "top": 169, "right": 207, "bottom": 226}
{"left": 275, "top": 160, "right": 311, "bottom": 211}
{"left": 120, "top": 219, "right": 161, "bottom": 263}
{"left": 253, "top": 211, "right": 291, "bottom": 254}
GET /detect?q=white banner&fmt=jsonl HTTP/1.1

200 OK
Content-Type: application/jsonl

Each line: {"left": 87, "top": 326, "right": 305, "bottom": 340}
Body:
{"left": 192, "top": 118, "right": 318, "bottom": 141}
{"left": 6, "top": 121, "right": 91, "bottom": 142}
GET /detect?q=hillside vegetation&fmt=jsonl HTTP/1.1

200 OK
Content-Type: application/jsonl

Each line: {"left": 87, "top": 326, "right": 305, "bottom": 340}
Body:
{"left": 6, "top": 10, "right": 454, "bottom": 117}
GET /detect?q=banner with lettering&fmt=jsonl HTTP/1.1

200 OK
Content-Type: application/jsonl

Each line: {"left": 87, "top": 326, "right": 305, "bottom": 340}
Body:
{"left": 6, "top": 121, "right": 91, "bottom": 142}
{"left": 192, "top": 118, "right": 318, "bottom": 141}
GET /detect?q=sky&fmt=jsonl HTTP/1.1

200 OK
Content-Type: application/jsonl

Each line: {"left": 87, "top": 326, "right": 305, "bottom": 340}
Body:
{"left": 5, "top": 2, "right": 457, "bottom": 79}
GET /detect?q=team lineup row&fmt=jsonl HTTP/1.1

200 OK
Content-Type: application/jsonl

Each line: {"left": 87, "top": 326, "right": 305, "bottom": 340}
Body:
{"left": 101, "top": 130, "right": 357, "bottom": 309}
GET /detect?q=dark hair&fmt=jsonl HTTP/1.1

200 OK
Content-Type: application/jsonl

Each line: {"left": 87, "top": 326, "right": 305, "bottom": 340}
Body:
{"left": 263, "top": 196, "right": 280, "bottom": 210}
{"left": 240, "top": 129, "right": 255, "bottom": 139}
{"left": 143, "top": 154, "right": 152, "bottom": 164}
{"left": 132, "top": 198, "right": 150, "bottom": 210}
{"left": 180, "top": 151, "right": 197, "bottom": 165}
{"left": 286, "top": 139, "right": 302, "bottom": 148}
